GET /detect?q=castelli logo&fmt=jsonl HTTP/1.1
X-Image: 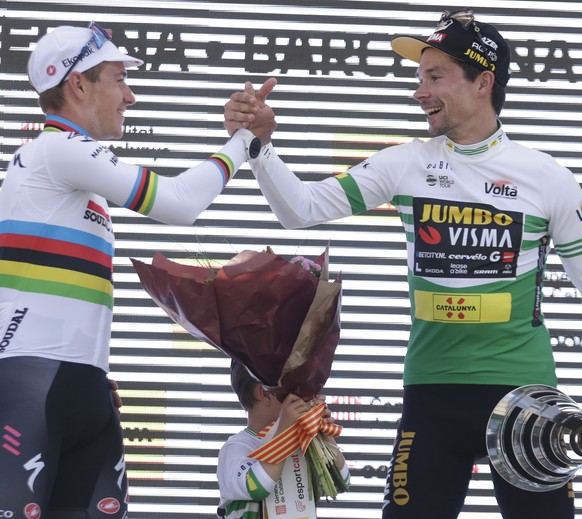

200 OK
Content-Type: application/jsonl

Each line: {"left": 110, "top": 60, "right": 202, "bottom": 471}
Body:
{"left": 46, "top": 65, "right": 56, "bottom": 76}
{"left": 97, "top": 498, "right": 120, "bottom": 515}
{"left": 24, "top": 503, "right": 41, "bottom": 519}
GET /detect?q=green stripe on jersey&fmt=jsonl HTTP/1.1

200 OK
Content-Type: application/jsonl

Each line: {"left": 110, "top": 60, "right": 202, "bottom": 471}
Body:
{"left": 334, "top": 173, "right": 366, "bottom": 214}
{"left": 555, "top": 238, "right": 582, "bottom": 258}
{"left": 524, "top": 214, "right": 548, "bottom": 234}
{"left": 392, "top": 195, "right": 413, "bottom": 208}
{"left": 244, "top": 470, "right": 270, "bottom": 501}
{"left": 223, "top": 500, "right": 260, "bottom": 519}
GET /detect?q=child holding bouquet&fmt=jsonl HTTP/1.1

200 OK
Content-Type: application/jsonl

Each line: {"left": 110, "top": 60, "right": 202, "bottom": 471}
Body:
{"left": 217, "top": 360, "right": 349, "bottom": 519}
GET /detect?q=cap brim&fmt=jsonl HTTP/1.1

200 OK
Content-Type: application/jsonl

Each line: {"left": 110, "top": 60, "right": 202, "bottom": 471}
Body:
{"left": 99, "top": 40, "right": 143, "bottom": 68}
{"left": 120, "top": 56, "right": 144, "bottom": 69}
{"left": 391, "top": 35, "right": 433, "bottom": 64}
{"left": 75, "top": 40, "right": 144, "bottom": 74}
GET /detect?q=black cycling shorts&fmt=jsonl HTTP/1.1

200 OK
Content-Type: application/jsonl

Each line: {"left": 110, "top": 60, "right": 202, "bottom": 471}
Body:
{"left": 0, "top": 356, "right": 128, "bottom": 519}
{"left": 381, "top": 384, "right": 575, "bottom": 519}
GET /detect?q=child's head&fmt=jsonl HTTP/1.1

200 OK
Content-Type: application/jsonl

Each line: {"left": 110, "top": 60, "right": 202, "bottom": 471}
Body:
{"left": 230, "top": 359, "right": 260, "bottom": 412}
{"left": 230, "top": 359, "right": 283, "bottom": 428}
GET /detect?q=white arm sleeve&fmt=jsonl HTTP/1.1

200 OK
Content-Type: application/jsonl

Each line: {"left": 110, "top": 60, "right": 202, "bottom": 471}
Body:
{"left": 250, "top": 144, "right": 353, "bottom": 229}
{"left": 543, "top": 156, "right": 582, "bottom": 291}
{"left": 251, "top": 142, "right": 407, "bottom": 229}
{"left": 46, "top": 133, "right": 248, "bottom": 225}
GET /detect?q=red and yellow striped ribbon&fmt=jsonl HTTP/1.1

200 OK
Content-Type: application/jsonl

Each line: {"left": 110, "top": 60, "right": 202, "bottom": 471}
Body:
{"left": 248, "top": 403, "right": 342, "bottom": 464}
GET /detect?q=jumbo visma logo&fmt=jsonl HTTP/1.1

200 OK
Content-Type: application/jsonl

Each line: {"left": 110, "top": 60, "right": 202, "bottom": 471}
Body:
{"left": 418, "top": 225, "right": 441, "bottom": 245}
{"left": 419, "top": 203, "right": 513, "bottom": 226}
{"left": 417, "top": 202, "right": 515, "bottom": 248}
{"left": 412, "top": 197, "right": 523, "bottom": 280}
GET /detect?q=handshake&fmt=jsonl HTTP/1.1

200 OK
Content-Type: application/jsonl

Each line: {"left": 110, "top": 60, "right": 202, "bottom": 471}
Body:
{"left": 224, "top": 77, "right": 279, "bottom": 147}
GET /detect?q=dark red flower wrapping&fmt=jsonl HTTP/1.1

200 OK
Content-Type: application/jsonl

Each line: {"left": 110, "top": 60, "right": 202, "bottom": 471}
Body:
{"left": 131, "top": 247, "right": 342, "bottom": 401}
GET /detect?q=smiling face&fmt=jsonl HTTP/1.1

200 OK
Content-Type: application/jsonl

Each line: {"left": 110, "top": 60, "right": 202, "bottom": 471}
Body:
{"left": 413, "top": 47, "right": 497, "bottom": 144}
{"left": 81, "top": 61, "right": 136, "bottom": 140}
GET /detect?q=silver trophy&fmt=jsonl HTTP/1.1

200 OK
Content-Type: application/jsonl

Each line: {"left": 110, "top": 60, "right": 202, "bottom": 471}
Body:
{"left": 486, "top": 384, "right": 582, "bottom": 491}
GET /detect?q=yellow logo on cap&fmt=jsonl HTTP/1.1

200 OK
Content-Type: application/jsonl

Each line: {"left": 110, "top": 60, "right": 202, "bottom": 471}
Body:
{"left": 463, "top": 49, "right": 496, "bottom": 71}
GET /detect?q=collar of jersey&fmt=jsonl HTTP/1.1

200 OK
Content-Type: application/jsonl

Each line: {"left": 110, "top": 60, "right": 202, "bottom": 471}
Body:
{"left": 43, "top": 115, "right": 93, "bottom": 138}
{"left": 445, "top": 123, "right": 505, "bottom": 157}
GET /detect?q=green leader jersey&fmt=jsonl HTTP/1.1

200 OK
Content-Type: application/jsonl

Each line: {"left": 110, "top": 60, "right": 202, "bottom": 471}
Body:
{"left": 250, "top": 126, "right": 582, "bottom": 387}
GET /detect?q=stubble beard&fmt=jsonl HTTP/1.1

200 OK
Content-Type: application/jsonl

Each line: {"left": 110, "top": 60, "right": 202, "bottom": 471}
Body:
{"left": 427, "top": 114, "right": 449, "bottom": 139}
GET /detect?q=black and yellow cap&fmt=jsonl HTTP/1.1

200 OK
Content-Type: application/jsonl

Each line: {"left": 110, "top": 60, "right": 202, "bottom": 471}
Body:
{"left": 391, "top": 10, "right": 511, "bottom": 87}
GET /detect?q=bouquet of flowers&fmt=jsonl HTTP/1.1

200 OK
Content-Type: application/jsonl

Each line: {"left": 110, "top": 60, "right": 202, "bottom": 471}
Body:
{"left": 131, "top": 245, "right": 347, "bottom": 501}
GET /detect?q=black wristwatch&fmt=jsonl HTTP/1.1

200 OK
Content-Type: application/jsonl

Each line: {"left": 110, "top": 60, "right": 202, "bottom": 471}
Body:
{"left": 236, "top": 128, "right": 261, "bottom": 160}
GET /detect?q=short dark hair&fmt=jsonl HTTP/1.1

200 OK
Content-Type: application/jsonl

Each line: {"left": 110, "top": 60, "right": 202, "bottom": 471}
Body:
{"left": 460, "top": 61, "right": 506, "bottom": 116}
{"left": 38, "top": 62, "right": 106, "bottom": 112}
{"left": 230, "top": 359, "right": 259, "bottom": 412}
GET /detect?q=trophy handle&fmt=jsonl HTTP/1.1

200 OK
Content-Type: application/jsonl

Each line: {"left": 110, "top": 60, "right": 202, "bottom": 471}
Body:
{"left": 486, "top": 384, "right": 582, "bottom": 491}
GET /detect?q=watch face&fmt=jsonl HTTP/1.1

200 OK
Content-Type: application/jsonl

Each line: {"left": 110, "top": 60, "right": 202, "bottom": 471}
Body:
{"left": 249, "top": 136, "right": 261, "bottom": 159}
